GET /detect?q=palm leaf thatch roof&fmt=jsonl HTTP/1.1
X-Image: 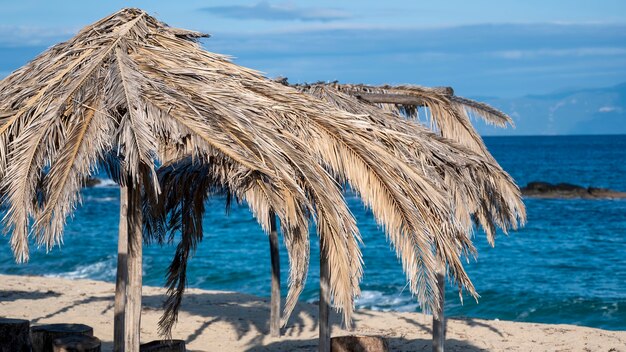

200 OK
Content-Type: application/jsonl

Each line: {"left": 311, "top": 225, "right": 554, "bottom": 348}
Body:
{"left": 294, "top": 81, "right": 526, "bottom": 290}
{"left": 0, "top": 8, "right": 365, "bottom": 325}
{"left": 312, "top": 83, "right": 513, "bottom": 158}
{"left": 153, "top": 82, "right": 527, "bottom": 331}
{"left": 295, "top": 82, "right": 526, "bottom": 243}
{"left": 0, "top": 8, "right": 495, "bottom": 332}
{"left": 307, "top": 83, "right": 527, "bottom": 242}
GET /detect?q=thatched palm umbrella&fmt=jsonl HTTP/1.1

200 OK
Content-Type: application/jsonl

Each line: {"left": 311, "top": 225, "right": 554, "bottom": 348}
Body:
{"left": 296, "top": 82, "right": 525, "bottom": 351}
{"left": 0, "top": 8, "right": 492, "bottom": 352}
{"left": 152, "top": 80, "right": 525, "bottom": 351}
{"left": 0, "top": 8, "right": 364, "bottom": 352}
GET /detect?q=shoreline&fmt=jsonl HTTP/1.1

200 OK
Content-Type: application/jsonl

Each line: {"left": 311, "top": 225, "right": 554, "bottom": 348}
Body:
{"left": 1, "top": 274, "right": 624, "bottom": 351}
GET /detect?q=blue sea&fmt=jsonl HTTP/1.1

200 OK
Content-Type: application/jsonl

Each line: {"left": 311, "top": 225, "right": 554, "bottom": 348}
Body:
{"left": 1, "top": 135, "right": 625, "bottom": 330}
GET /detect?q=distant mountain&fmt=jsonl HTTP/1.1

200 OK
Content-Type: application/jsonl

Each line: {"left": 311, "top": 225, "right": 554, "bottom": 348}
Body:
{"left": 473, "top": 83, "right": 626, "bottom": 136}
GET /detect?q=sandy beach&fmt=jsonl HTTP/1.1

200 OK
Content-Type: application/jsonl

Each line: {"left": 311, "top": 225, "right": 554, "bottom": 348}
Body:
{"left": 0, "top": 274, "right": 623, "bottom": 351}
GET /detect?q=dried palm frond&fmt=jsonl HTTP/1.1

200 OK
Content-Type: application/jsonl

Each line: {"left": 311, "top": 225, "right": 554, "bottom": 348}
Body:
{"left": 325, "top": 83, "right": 513, "bottom": 156}
{"left": 296, "top": 82, "right": 526, "bottom": 291}
{"left": 303, "top": 82, "right": 526, "bottom": 221}
{"left": 145, "top": 154, "right": 317, "bottom": 335}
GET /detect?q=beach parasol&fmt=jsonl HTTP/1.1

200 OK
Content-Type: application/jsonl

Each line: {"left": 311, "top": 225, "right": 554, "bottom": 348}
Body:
{"left": 0, "top": 8, "right": 363, "bottom": 351}
{"left": 152, "top": 77, "right": 525, "bottom": 352}
{"left": 296, "top": 82, "right": 526, "bottom": 351}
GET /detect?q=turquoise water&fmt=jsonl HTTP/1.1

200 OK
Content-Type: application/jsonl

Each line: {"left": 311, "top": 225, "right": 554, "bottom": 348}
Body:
{"left": 1, "top": 135, "right": 625, "bottom": 330}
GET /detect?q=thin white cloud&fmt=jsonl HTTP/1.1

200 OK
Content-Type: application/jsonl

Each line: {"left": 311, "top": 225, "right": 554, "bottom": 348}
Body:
{"left": 493, "top": 47, "right": 626, "bottom": 59}
{"left": 200, "top": 2, "right": 350, "bottom": 22}
{"left": 598, "top": 106, "right": 622, "bottom": 113}
{"left": 0, "top": 25, "right": 76, "bottom": 46}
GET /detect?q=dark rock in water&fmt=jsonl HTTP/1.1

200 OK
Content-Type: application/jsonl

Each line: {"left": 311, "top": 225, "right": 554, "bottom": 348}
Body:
{"left": 521, "top": 181, "right": 626, "bottom": 199}
{"left": 83, "top": 178, "right": 101, "bottom": 187}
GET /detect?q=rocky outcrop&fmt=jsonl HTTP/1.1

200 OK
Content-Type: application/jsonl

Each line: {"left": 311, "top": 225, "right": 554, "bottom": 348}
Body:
{"left": 521, "top": 181, "right": 626, "bottom": 199}
{"left": 83, "top": 177, "right": 102, "bottom": 187}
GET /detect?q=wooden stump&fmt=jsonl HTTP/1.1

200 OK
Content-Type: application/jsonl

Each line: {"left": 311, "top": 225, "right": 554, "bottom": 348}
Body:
{"left": 0, "top": 318, "right": 31, "bottom": 352}
{"left": 331, "top": 335, "right": 389, "bottom": 352}
{"left": 31, "top": 324, "right": 94, "bottom": 352}
{"left": 140, "top": 340, "right": 186, "bottom": 352}
{"left": 52, "top": 335, "right": 101, "bottom": 352}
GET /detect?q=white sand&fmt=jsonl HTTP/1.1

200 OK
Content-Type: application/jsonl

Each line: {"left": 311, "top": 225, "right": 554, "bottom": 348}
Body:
{"left": 1, "top": 274, "right": 624, "bottom": 351}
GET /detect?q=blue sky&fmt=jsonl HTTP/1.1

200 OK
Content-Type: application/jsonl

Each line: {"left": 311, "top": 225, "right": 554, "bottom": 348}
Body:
{"left": 1, "top": 1, "right": 625, "bottom": 97}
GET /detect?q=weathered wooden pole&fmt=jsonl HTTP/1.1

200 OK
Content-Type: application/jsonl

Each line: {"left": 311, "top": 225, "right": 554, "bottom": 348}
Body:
{"left": 354, "top": 93, "right": 427, "bottom": 106}
{"left": 432, "top": 265, "right": 446, "bottom": 352}
{"left": 114, "top": 186, "right": 129, "bottom": 352}
{"left": 348, "top": 86, "right": 454, "bottom": 105}
{"left": 125, "top": 182, "right": 143, "bottom": 351}
{"left": 346, "top": 86, "right": 454, "bottom": 106}
{"left": 268, "top": 210, "right": 281, "bottom": 337}
{"left": 319, "top": 239, "right": 331, "bottom": 352}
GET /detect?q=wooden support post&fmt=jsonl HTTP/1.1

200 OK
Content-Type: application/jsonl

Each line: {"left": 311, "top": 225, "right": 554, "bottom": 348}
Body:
{"left": 268, "top": 211, "right": 281, "bottom": 337}
{"left": 114, "top": 186, "right": 129, "bottom": 352}
{"left": 125, "top": 182, "right": 143, "bottom": 352}
{"left": 319, "top": 239, "right": 330, "bottom": 352}
{"left": 354, "top": 92, "right": 427, "bottom": 106}
{"left": 348, "top": 86, "right": 454, "bottom": 106}
{"left": 432, "top": 266, "right": 446, "bottom": 352}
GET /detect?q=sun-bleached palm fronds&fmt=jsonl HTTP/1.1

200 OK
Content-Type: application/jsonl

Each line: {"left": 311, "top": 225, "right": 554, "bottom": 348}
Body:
{"left": 144, "top": 155, "right": 316, "bottom": 335}
{"left": 295, "top": 82, "right": 526, "bottom": 294}
{"left": 449, "top": 95, "right": 512, "bottom": 128}
{"left": 324, "top": 83, "right": 514, "bottom": 157}
{"left": 306, "top": 82, "right": 525, "bottom": 220}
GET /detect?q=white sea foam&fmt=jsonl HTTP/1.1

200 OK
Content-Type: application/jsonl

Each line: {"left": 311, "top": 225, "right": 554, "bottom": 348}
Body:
{"left": 45, "top": 257, "right": 116, "bottom": 281}
{"left": 83, "top": 195, "right": 117, "bottom": 203}
{"left": 355, "top": 290, "right": 417, "bottom": 312}
{"left": 93, "top": 178, "right": 117, "bottom": 187}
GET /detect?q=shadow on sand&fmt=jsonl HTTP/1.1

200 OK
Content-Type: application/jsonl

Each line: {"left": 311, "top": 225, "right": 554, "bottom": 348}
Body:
{"left": 142, "top": 291, "right": 322, "bottom": 347}
{"left": 143, "top": 292, "right": 485, "bottom": 351}
{"left": 0, "top": 289, "right": 61, "bottom": 302}
{"left": 247, "top": 337, "right": 487, "bottom": 352}
{"left": 7, "top": 288, "right": 488, "bottom": 351}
